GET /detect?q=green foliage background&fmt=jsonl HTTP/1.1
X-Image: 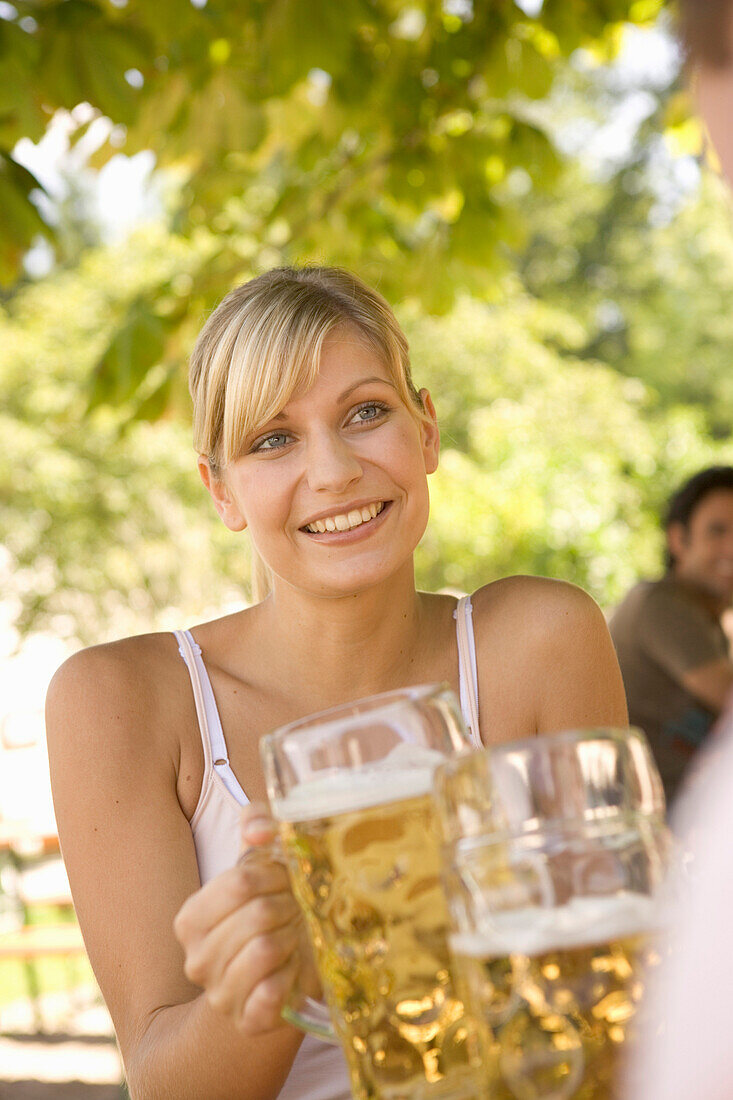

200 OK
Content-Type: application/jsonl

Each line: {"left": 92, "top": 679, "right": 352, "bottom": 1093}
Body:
{"left": 2, "top": 0, "right": 733, "bottom": 647}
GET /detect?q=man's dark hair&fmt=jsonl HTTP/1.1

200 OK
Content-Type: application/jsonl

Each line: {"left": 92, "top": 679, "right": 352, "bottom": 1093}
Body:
{"left": 679, "top": 0, "right": 733, "bottom": 67}
{"left": 665, "top": 465, "right": 733, "bottom": 568}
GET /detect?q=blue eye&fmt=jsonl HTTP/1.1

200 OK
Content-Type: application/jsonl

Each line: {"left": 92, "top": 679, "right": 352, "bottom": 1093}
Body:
{"left": 351, "top": 402, "right": 388, "bottom": 424}
{"left": 254, "top": 432, "right": 292, "bottom": 452}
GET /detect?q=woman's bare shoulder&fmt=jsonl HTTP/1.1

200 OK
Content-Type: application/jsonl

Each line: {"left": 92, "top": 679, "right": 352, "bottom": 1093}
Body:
{"left": 470, "top": 575, "right": 611, "bottom": 671}
{"left": 471, "top": 575, "right": 599, "bottom": 631}
{"left": 48, "top": 631, "right": 179, "bottom": 694}
{"left": 470, "top": 576, "right": 626, "bottom": 737}
{"left": 46, "top": 632, "right": 185, "bottom": 755}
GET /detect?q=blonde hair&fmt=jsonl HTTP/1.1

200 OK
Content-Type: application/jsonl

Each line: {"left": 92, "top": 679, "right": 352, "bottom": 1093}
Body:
{"left": 189, "top": 266, "right": 427, "bottom": 600}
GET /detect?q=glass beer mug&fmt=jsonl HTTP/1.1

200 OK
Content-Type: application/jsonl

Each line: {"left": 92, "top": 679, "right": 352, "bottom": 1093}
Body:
{"left": 260, "top": 684, "right": 490, "bottom": 1100}
{"left": 434, "top": 728, "right": 670, "bottom": 1100}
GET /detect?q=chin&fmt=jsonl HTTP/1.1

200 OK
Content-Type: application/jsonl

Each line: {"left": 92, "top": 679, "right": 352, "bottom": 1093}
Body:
{"left": 306, "top": 556, "right": 411, "bottom": 599}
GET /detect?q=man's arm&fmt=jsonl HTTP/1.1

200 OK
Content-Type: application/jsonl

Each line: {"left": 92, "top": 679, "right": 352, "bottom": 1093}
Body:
{"left": 681, "top": 656, "right": 733, "bottom": 713}
{"left": 636, "top": 586, "right": 732, "bottom": 714}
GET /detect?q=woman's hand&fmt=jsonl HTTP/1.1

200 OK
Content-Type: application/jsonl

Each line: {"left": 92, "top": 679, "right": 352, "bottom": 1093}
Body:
{"left": 173, "top": 802, "right": 320, "bottom": 1034}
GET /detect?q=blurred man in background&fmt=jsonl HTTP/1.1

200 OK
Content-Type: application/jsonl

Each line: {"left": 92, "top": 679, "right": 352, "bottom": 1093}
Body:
{"left": 610, "top": 466, "right": 733, "bottom": 805}
{"left": 628, "top": 5, "right": 733, "bottom": 1097}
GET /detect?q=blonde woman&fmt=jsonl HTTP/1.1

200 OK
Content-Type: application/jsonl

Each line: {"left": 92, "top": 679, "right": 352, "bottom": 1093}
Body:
{"left": 46, "top": 267, "right": 628, "bottom": 1100}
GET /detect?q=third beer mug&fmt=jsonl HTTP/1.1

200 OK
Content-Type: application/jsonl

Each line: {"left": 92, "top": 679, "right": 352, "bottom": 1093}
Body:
{"left": 435, "top": 728, "right": 670, "bottom": 1100}
{"left": 261, "top": 684, "right": 490, "bottom": 1100}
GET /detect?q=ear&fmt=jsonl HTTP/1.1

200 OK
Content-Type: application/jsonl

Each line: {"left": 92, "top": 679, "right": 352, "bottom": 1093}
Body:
{"left": 198, "top": 456, "right": 247, "bottom": 532}
{"left": 419, "top": 389, "right": 440, "bottom": 475}
{"left": 666, "top": 521, "right": 689, "bottom": 566}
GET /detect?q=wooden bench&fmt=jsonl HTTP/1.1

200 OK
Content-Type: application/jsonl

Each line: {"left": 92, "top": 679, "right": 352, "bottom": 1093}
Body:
{"left": 0, "top": 831, "right": 92, "bottom": 1029}
{"left": 0, "top": 922, "right": 86, "bottom": 960}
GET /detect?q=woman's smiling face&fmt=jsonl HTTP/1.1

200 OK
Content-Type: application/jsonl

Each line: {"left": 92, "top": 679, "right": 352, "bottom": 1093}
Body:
{"left": 202, "top": 328, "right": 439, "bottom": 599}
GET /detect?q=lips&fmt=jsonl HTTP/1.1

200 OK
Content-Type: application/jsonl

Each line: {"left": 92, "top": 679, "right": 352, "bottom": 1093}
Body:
{"left": 297, "top": 499, "right": 391, "bottom": 536}
{"left": 301, "top": 500, "right": 387, "bottom": 534}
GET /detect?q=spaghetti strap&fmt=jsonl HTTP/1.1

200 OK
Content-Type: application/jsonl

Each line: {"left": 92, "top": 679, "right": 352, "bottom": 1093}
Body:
{"left": 173, "top": 629, "right": 249, "bottom": 806}
{"left": 454, "top": 596, "right": 482, "bottom": 747}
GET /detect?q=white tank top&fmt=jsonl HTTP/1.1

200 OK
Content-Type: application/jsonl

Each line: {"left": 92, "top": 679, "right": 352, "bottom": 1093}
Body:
{"left": 173, "top": 594, "right": 482, "bottom": 1100}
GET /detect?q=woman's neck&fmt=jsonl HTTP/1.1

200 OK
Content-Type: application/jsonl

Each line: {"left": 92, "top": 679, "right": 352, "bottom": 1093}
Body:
{"left": 250, "top": 565, "right": 432, "bottom": 708}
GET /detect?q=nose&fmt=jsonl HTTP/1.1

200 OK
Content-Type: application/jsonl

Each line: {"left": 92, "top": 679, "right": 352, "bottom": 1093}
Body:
{"left": 305, "top": 429, "right": 363, "bottom": 494}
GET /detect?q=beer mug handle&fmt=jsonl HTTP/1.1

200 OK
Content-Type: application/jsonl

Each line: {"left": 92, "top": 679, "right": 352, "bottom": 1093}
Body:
{"left": 238, "top": 838, "right": 339, "bottom": 1044}
{"left": 282, "top": 992, "right": 339, "bottom": 1043}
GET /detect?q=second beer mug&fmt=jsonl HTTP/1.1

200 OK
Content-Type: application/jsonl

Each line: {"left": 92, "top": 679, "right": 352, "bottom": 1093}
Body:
{"left": 435, "top": 728, "right": 670, "bottom": 1100}
{"left": 261, "top": 684, "right": 490, "bottom": 1100}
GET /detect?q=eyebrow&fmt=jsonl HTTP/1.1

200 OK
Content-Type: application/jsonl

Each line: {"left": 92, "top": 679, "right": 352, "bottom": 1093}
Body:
{"left": 269, "top": 376, "right": 396, "bottom": 420}
{"left": 339, "top": 376, "right": 396, "bottom": 401}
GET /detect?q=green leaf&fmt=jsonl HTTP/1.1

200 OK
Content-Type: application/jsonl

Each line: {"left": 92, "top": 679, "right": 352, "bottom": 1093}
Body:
{"left": 0, "top": 21, "right": 45, "bottom": 146}
{"left": 36, "top": 0, "right": 151, "bottom": 123}
{"left": 88, "top": 296, "right": 171, "bottom": 410}
{"left": 0, "top": 154, "right": 50, "bottom": 287}
{"left": 260, "top": 0, "right": 367, "bottom": 94}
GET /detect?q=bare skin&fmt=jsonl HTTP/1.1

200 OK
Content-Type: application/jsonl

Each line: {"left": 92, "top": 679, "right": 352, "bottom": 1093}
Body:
{"left": 46, "top": 333, "right": 628, "bottom": 1100}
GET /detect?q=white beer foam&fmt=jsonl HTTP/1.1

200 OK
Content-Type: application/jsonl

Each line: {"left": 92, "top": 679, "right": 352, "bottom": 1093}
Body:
{"left": 272, "top": 742, "right": 447, "bottom": 822}
{"left": 450, "top": 892, "right": 661, "bottom": 958}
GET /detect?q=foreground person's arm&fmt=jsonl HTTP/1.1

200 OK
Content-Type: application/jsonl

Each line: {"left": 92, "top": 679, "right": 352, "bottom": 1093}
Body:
{"left": 626, "top": 706, "right": 733, "bottom": 1100}
{"left": 46, "top": 641, "right": 306, "bottom": 1100}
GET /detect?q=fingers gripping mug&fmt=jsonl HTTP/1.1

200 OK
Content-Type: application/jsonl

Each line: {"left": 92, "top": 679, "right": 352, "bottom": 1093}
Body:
{"left": 261, "top": 684, "right": 491, "bottom": 1100}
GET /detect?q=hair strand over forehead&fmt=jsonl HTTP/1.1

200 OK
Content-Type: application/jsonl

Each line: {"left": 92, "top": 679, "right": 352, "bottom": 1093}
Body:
{"left": 188, "top": 266, "right": 426, "bottom": 472}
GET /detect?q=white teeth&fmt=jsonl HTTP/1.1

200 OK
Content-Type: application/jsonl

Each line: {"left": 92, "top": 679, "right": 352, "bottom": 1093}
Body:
{"left": 305, "top": 502, "right": 385, "bottom": 533}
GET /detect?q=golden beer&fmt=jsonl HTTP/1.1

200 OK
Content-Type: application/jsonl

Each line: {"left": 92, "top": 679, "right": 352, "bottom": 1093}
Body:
{"left": 276, "top": 760, "right": 489, "bottom": 1100}
{"left": 450, "top": 895, "right": 662, "bottom": 1100}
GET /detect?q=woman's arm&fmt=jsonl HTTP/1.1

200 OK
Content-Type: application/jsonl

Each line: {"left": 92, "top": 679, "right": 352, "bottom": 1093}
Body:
{"left": 46, "top": 639, "right": 305, "bottom": 1100}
